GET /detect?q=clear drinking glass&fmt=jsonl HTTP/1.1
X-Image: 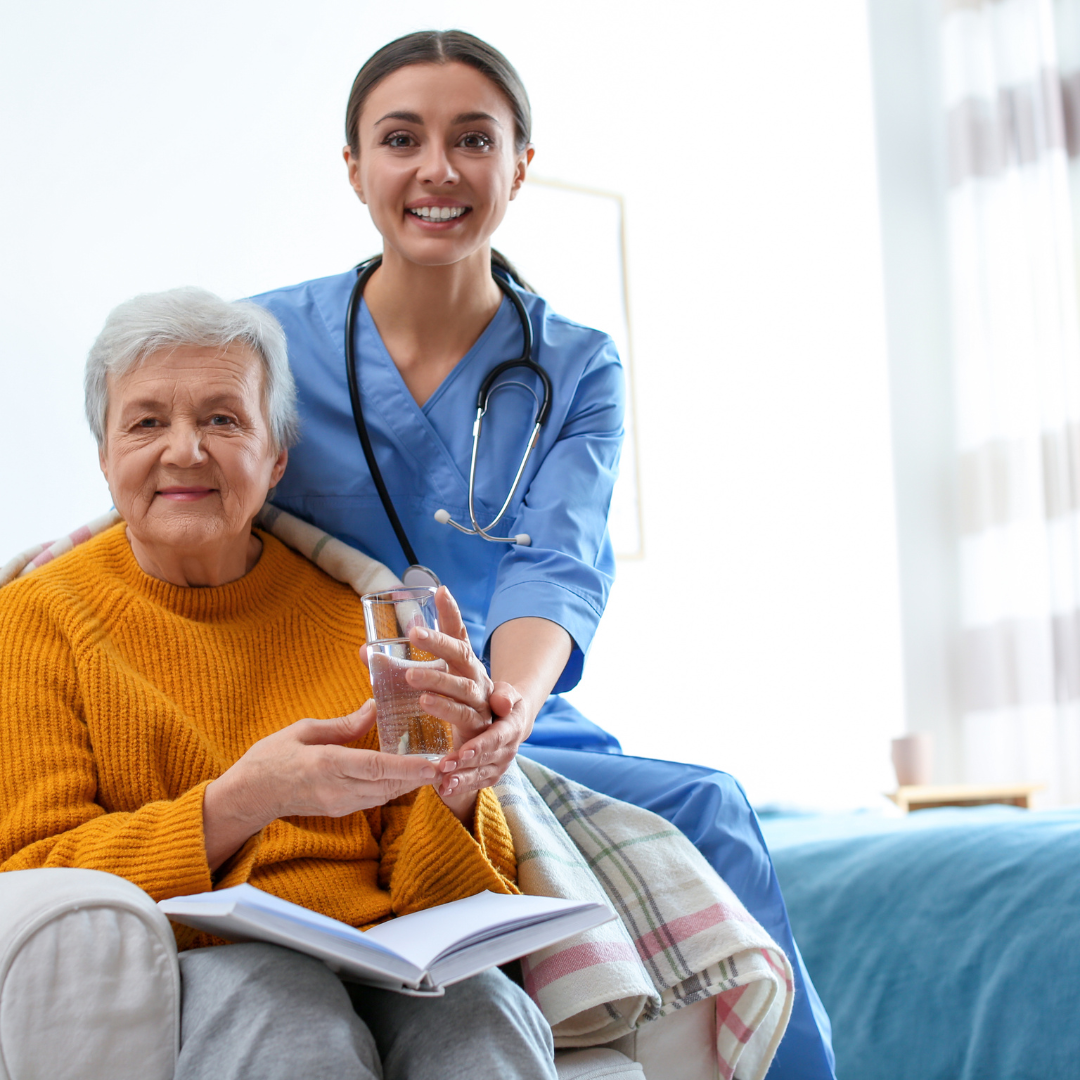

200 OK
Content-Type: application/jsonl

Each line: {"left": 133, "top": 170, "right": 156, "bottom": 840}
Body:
{"left": 361, "top": 587, "right": 452, "bottom": 760}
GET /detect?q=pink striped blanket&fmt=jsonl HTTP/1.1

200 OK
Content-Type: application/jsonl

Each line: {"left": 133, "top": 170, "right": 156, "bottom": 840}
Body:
{"left": 2, "top": 507, "right": 793, "bottom": 1079}
{"left": 495, "top": 759, "right": 792, "bottom": 1079}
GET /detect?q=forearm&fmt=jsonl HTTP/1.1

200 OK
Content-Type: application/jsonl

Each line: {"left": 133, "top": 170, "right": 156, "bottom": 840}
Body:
{"left": 488, "top": 616, "right": 573, "bottom": 730}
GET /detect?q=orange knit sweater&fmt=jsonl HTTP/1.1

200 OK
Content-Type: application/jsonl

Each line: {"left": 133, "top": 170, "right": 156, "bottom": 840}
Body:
{"left": 0, "top": 525, "right": 517, "bottom": 947}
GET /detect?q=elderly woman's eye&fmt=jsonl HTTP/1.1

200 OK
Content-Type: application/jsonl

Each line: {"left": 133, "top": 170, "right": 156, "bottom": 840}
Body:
{"left": 208, "top": 415, "right": 235, "bottom": 427}
{"left": 136, "top": 418, "right": 160, "bottom": 428}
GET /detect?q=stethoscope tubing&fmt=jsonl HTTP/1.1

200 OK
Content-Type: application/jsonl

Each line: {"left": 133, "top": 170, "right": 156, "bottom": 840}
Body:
{"left": 345, "top": 258, "right": 421, "bottom": 568}
{"left": 345, "top": 256, "right": 550, "bottom": 571}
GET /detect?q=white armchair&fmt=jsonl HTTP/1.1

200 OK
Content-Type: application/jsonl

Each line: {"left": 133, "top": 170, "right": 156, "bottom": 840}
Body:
{"left": 0, "top": 868, "right": 179, "bottom": 1080}
{"left": 0, "top": 870, "right": 730, "bottom": 1080}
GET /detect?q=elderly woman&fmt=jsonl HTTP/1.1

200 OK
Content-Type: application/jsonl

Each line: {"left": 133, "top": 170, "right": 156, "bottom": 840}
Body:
{"left": 0, "top": 288, "right": 556, "bottom": 1080}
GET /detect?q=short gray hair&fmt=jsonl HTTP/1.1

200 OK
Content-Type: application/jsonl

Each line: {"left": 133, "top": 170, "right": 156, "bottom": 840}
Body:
{"left": 85, "top": 287, "right": 300, "bottom": 450}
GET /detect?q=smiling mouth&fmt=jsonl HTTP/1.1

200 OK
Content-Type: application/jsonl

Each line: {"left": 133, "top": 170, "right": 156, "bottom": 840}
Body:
{"left": 408, "top": 206, "right": 470, "bottom": 221}
{"left": 157, "top": 488, "right": 215, "bottom": 501}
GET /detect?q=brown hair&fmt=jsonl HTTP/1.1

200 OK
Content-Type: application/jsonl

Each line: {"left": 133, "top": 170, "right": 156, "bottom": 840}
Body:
{"left": 345, "top": 29, "right": 532, "bottom": 156}
{"left": 345, "top": 30, "right": 534, "bottom": 291}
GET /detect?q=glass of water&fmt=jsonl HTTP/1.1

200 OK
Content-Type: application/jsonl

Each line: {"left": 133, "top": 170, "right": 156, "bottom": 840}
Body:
{"left": 361, "top": 587, "right": 452, "bottom": 760}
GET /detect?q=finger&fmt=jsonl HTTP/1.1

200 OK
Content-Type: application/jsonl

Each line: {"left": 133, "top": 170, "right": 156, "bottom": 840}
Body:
{"left": 358, "top": 643, "right": 370, "bottom": 670}
{"left": 410, "top": 625, "right": 481, "bottom": 678}
{"left": 424, "top": 675, "right": 518, "bottom": 777}
{"left": 407, "top": 665, "right": 491, "bottom": 710}
{"left": 437, "top": 750, "right": 513, "bottom": 796}
{"left": 420, "top": 690, "right": 491, "bottom": 740}
{"left": 433, "top": 585, "right": 470, "bottom": 642}
{"left": 441, "top": 709, "right": 522, "bottom": 773}
{"left": 334, "top": 746, "right": 438, "bottom": 784}
{"left": 297, "top": 701, "right": 377, "bottom": 746}
{"left": 489, "top": 681, "right": 523, "bottom": 720}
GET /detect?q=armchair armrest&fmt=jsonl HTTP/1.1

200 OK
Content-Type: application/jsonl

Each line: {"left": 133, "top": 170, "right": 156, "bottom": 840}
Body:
{"left": 0, "top": 868, "right": 179, "bottom": 1080}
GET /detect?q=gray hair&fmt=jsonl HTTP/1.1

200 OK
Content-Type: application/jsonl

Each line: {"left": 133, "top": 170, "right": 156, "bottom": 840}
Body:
{"left": 85, "top": 287, "right": 300, "bottom": 450}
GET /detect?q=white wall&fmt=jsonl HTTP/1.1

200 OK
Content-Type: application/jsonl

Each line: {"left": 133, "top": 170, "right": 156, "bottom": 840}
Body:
{"left": 0, "top": 0, "right": 904, "bottom": 808}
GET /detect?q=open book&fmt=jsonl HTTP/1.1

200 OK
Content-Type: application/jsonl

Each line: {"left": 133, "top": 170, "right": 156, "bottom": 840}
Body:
{"left": 160, "top": 884, "right": 614, "bottom": 995}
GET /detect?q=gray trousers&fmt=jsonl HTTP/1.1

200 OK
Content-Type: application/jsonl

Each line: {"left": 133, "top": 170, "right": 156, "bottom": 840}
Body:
{"left": 176, "top": 943, "right": 557, "bottom": 1080}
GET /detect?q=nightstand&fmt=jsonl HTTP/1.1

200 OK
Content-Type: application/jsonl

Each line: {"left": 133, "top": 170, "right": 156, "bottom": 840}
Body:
{"left": 888, "top": 782, "right": 1044, "bottom": 814}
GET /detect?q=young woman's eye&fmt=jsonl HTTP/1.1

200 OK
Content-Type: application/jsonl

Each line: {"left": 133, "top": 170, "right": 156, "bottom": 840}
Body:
{"left": 459, "top": 132, "right": 493, "bottom": 150}
{"left": 383, "top": 131, "right": 416, "bottom": 149}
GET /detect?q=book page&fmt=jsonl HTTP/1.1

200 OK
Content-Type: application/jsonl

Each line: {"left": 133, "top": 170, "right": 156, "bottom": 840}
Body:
{"left": 163, "top": 884, "right": 403, "bottom": 958}
{"left": 362, "top": 891, "right": 601, "bottom": 969}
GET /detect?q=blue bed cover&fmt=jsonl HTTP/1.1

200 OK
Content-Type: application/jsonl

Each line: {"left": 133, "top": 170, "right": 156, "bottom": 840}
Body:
{"left": 759, "top": 805, "right": 1080, "bottom": 1080}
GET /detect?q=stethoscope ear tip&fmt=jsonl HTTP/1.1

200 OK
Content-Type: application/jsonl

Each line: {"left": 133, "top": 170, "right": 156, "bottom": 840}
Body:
{"left": 515, "top": 534, "right": 532, "bottom": 547}
{"left": 433, "top": 509, "right": 451, "bottom": 525}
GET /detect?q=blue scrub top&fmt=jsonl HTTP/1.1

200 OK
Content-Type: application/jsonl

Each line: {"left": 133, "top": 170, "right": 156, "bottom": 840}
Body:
{"left": 251, "top": 268, "right": 624, "bottom": 695}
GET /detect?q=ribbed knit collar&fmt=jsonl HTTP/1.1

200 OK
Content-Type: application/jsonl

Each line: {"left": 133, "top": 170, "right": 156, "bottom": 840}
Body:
{"left": 104, "top": 524, "right": 303, "bottom": 623}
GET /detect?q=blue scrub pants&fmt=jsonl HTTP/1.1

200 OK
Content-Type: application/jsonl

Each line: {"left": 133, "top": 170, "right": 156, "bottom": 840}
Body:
{"left": 526, "top": 696, "right": 623, "bottom": 753}
{"left": 519, "top": 746, "right": 837, "bottom": 1080}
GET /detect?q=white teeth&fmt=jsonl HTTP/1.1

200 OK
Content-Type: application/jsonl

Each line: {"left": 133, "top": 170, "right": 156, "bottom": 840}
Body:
{"left": 410, "top": 206, "right": 467, "bottom": 220}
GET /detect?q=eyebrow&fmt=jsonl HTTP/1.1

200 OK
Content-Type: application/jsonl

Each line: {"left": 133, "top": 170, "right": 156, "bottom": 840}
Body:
{"left": 117, "top": 398, "right": 167, "bottom": 415}
{"left": 118, "top": 393, "right": 246, "bottom": 415}
{"left": 373, "top": 110, "right": 502, "bottom": 127}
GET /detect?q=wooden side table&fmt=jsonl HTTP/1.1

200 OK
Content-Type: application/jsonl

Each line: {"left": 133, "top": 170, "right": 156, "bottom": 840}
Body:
{"left": 888, "top": 783, "right": 1045, "bottom": 814}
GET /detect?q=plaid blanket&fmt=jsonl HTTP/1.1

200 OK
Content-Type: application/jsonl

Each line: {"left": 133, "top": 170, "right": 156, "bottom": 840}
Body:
{"left": 3, "top": 507, "right": 793, "bottom": 1079}
{"left": 496, "top": 758, "right": 792, "bottom": 1080}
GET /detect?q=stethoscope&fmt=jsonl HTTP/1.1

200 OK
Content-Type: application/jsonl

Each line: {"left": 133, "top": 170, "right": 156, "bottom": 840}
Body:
{"left": 345, "top": 256, "right": 552, "bottom": 588}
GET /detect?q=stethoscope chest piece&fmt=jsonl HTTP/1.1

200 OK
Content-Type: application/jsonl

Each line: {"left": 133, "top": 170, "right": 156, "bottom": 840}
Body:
{"left": 401, "top": 564, "right": 441, "bottom": 588}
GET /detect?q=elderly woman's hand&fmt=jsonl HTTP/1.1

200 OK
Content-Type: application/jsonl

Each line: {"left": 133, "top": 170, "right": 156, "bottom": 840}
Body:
{"left": 202, "top": 703, "right": 436, "bottom": 871}
{"left": 433, "top": 614, "right": 572, "bottom": 805}
{"left": 383, "top": 587, "right": 497, "bottom": 822}
{"left": 402, "top": 590, "right": 549, "bottom": 815}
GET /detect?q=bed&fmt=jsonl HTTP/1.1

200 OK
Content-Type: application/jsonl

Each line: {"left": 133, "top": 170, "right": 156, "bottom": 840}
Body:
{"left": 759, "top": 804, "right": 1080, "bottom": 1080}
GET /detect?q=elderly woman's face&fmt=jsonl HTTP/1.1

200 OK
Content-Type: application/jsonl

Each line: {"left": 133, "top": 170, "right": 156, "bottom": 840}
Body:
{"left": 99, "top": 344, "right": 287, "bottom": 556}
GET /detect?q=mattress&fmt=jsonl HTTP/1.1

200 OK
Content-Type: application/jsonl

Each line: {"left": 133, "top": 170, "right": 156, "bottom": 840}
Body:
{"left": 759, "top": 806, "right": 1080, "bottom": 1080}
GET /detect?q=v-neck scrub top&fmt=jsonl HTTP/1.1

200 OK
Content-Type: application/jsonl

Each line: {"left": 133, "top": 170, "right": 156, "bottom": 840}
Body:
{"left": 251, "top": 269, "right": 624, "bottom": 697}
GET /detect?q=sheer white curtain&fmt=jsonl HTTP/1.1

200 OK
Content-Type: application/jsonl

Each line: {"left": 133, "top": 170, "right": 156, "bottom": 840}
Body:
{"left": 943, "top": 0, "right": 1080, "bottom": 805}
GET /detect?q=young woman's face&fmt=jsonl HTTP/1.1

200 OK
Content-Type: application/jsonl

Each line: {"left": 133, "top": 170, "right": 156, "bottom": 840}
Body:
{"left": 345, "top": 62, "right": 532, "bottom": 268}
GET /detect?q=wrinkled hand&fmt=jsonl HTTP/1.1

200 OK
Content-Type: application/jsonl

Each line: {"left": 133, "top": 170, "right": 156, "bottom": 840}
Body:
{"left": 394, "top": 587, "right": 499, "bottom": 812}
{"left": 433, "top": 677, "right": 531, "bottom": 797}
{"left": 359, "top": 587, "right": 532, "bottom": 817}
{"left": 204, "top": 703, "right": 437, "bottom": 869}
{"left": 413, "top": 588, "right": 529, "bottom": 800}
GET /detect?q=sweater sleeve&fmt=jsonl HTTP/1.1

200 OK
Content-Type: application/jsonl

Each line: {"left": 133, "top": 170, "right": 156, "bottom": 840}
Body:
{"left": 378, "top": 786, "right": 518, "bottom": 916}
{"left": 0, "top": 587, "right": 214, "bottom": 900}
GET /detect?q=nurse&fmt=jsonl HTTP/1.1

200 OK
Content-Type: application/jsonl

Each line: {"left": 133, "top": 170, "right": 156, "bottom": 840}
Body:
{"left": 251, "top": 30, "right": 837, "bottom": 1076}
{"left": 253, "top": 29, "right": 622, "bottom": 798}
